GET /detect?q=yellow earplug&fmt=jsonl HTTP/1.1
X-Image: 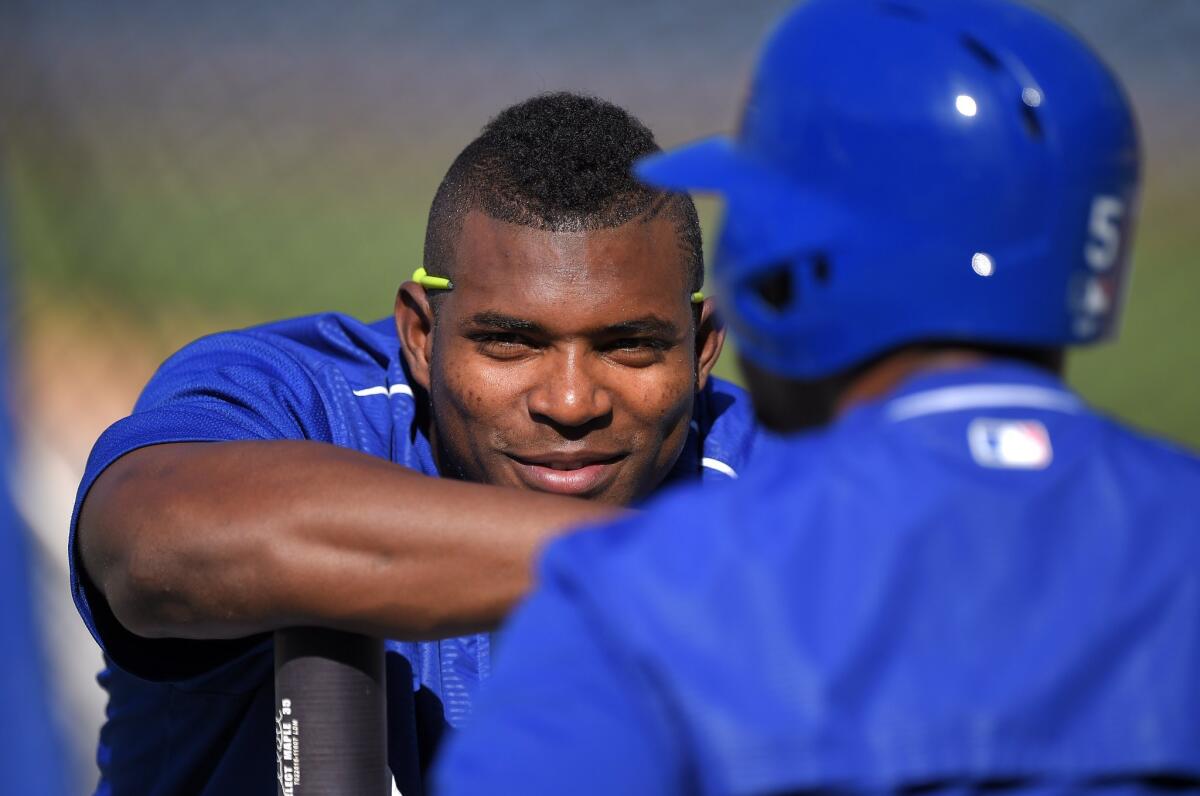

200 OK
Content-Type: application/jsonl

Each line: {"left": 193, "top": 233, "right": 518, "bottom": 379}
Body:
{"left": 413, "top": 267, "right": 453, "bottom": 291}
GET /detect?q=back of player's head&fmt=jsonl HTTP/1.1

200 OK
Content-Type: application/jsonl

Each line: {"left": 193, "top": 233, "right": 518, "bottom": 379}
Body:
{"left": 425, "top": 92, "right": 703, "bottom": 295}
{"left": 638, "top": 0, "right": 1140, "bottom": 381}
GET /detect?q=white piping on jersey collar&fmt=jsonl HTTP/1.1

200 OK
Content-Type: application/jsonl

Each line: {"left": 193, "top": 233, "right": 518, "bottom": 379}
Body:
{"left": 886, "top": 383, "right": 1083, "bottom": 423}
{"left": 701, "top": 457, "right": 738, "bottom": 479}
{"left": 352, "top": 384, "right": 415, "bottom": 398}
{"left": 690, "top": 420, "right": 738, "bottom": 478}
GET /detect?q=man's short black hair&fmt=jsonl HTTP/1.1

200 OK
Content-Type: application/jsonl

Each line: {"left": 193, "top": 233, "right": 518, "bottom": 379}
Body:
{"left": 423, "top": 92, "right": 703, "bottom": 296}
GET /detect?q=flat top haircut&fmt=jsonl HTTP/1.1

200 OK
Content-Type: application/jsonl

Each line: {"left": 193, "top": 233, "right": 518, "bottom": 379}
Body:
{"left": 423, "top": 92, "right": 704, "bottom": 297}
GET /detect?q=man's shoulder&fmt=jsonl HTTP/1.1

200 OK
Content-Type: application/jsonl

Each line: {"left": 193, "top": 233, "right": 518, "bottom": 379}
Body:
{"left": 146, "top": 312, "right": 405, "bottom": 398}
{"left": 106, "top": 310, "right": 416, "bottom": 466}
{"left": 227, "top": 312, "right": 399, "bottom": 374}
{"left": 1087, "top": 409, "right": 1200, "bottom": 475}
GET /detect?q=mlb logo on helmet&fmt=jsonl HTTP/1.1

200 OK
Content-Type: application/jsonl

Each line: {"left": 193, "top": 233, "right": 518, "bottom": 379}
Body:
{"left": 967, "top": 418, "right": 1053, "bottom": 470}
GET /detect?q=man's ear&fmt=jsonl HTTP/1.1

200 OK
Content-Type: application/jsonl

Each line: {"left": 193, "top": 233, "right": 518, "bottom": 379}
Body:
{"left": 694, "top": 297, "right": 726, "bottom": 392}
{"left": 395, "top": 281, "right": 437, "bottom": 392}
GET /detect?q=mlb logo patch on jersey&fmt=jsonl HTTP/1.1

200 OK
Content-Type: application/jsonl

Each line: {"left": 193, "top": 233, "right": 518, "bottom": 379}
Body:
{"left": 967, "top": 418, "right": 1053, "bottom": 469}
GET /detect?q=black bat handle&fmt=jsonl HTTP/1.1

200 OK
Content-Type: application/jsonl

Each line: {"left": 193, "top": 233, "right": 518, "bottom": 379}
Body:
{"left": 274, "top": 628, "right": 389, "bottom": 796}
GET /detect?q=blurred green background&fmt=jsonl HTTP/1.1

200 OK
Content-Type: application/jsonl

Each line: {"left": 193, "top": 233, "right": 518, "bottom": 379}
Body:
{"left": 2, "top": 0, "right": 1198, "bottom": 445}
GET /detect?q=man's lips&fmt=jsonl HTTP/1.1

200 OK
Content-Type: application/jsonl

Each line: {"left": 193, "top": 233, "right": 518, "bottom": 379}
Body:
{"left": 504, "top": 451, "right": 627, "bottom": 497}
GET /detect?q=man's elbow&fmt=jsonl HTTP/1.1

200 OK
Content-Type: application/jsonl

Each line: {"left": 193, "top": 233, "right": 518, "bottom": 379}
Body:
{"left": 80, "top": 451, "right": 273, "bottom": 640}
{"left": 84, "top": 516, "right": 267, "bottom": 640}
{"left": 101, "top": 544, "right": 205, "bottom": 638}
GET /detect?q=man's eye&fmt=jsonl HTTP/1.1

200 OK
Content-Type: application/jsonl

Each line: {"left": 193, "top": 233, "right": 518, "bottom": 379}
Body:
{"left": 471, "top": 333, "right": 537, "bottom": 357}
{"left": 604, "top": 338, "right": 669, "bottom": 364}
{"left": 611, "top": 338, "right": 662, "bottom": 351}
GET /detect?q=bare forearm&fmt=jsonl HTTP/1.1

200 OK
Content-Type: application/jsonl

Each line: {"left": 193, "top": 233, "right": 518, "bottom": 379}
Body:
{"left": 79, "top": 441, "right": 616, "bottom": 641}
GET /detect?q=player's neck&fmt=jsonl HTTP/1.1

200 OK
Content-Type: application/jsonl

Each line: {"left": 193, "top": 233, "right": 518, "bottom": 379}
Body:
{"left": 834, "top": 349, "right": 991, "bottom": 418}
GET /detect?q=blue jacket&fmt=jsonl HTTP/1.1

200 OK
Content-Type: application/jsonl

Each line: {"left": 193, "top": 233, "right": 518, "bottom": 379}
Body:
{"left": 438, "top": 361, "right": 1200, "bottom": 795}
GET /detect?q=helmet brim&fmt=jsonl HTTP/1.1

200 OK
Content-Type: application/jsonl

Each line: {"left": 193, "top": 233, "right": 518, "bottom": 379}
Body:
{"left": 636, "top": 136, "right": 753, "bottom": 193}
{"left": 637, "top": 136, "right": 850, "bottom": 262}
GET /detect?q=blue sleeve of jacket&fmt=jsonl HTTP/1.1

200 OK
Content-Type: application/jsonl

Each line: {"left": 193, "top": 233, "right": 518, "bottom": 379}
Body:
{"left": 434, "top": 550, "right": 687, "bottom": 796}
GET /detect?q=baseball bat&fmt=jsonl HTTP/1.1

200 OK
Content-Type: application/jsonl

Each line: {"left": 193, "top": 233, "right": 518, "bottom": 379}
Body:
{"left": 274, "top": 628, "right": 389, "bottom": 796}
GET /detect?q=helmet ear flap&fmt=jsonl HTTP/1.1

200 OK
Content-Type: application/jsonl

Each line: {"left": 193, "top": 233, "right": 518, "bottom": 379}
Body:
{"left": 746, "top": 252, "right": 833, "bottom": 316}
{"left": 749, "top": 261, "right": 795, "bottom": 314}
{"left": 727, "top": 250, "right": 836, "bottom": 374}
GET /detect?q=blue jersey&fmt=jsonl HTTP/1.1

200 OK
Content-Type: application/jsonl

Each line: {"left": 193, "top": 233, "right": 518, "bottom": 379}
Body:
{"left": 68, "top": 312, "right": 756, "bottom": 796}
{"left": 437, "top": 361, "right": 1200, "bottom": 795}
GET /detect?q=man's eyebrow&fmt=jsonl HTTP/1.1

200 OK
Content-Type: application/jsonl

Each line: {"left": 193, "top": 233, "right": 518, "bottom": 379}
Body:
{"left": 463, "top": 312, "right": 547, "bottom": 335}
{"left": 601, "top": 316, "right": 683, "bottom": 338}
{"left": 463, "top": 312, "right": 683, "bottom": 339}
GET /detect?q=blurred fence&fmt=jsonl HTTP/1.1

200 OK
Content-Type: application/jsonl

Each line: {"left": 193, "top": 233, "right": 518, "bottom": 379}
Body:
{"left": 0, "top": 0, "right": 1196, "bottom": 789}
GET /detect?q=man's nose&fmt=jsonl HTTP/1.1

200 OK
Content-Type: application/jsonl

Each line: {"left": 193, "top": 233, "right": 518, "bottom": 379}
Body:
{"left": 527, "top": 348, "right": 613, "bottom": 431}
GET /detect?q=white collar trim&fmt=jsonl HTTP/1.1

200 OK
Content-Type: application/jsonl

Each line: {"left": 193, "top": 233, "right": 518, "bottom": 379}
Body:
{"left": 887, "top": 383, "right": 1082, "bottom": 423}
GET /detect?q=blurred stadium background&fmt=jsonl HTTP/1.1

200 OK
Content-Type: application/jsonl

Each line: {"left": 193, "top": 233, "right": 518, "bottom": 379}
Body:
{"left": 0, "top": 0, "right": 1195, "bottom": 790}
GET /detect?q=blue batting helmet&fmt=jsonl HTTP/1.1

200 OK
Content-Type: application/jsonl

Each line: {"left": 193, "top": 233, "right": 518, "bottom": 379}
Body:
{"left": 638, "top": 0, "right": 1140, "bottom": 379}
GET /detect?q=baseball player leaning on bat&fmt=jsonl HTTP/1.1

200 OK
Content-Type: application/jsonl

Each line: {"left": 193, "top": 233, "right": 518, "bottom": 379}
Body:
{"left": 69, "top": 92, "right": 758, "bottom": 795}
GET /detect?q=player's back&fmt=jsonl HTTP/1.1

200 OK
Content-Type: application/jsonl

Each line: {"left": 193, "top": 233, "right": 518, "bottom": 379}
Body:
{"left": 553, "top": 361, "right": 1200, "bottom": 794}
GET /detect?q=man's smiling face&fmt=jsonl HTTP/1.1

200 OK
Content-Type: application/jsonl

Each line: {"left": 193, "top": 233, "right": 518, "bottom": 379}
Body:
{"left": 398, "top": 209, "right": 723, "bottom": 506}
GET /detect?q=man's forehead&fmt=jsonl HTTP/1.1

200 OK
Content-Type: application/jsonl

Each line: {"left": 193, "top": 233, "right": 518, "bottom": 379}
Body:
{"left": 448, "top": 209, "right": 691, "bottom": 314}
